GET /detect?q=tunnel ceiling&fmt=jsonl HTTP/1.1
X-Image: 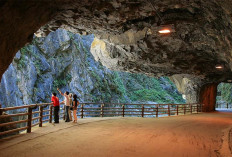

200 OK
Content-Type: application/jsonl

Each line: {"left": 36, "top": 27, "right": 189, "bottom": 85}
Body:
{"left": 1, "top": 0, "right": 232, "bottom": 84}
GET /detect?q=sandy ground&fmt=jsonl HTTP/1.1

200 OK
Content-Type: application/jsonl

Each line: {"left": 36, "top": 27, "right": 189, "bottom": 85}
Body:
{"left": 1, "top": 112, "right": 232, "bottom": 157}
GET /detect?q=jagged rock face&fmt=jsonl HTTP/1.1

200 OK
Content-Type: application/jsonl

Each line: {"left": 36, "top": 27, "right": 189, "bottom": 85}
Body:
{"left": 0, "top": 1, "right": 60, "bottom": 80}
{"left": 170, "top": 75, "right": 219, "bottom": 111}
{"left": 0, "top": 30, "right": 97, "bottom": 107}
{"left": 39, "top": 0, "right": 232, "bottom": 83}
{"left": 0, "top": 29, "right": 184, "bottom": 108}
{"left": 169, "top": 74, "right": 203, "bottom": 103}
{"left": 1, "top": 0, "right": 232, "bottom": 83}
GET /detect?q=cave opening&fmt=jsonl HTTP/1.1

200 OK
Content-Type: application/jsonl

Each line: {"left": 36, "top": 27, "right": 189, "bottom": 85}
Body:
{"left": 216, "top": 82, "right": 232, "bottom": 111}
{"left": 0, "top": 29, "right": 185, "bottom": 109}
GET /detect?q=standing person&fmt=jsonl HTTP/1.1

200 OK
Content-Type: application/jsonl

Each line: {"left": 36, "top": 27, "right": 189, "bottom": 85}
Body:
{"left": 69, "top": 93, "right": 73, "bottom": 121}
{"left": 57, "top": 88, "right": 70, "bottom": 122}
{"left": 72, "top": 94, "right": 79, "bottom": 123}
{"left": 51, "top": 93, "right": 60, "bottom": 123}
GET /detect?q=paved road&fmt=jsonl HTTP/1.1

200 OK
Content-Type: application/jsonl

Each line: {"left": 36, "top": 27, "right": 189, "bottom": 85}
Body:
{"left": 0, "top": 112, "right": 232, "bottom": 157}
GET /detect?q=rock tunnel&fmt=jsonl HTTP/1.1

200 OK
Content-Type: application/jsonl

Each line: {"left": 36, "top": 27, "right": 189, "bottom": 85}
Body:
{"left": 1, "top": 0, "right": 232, "bottom": 111}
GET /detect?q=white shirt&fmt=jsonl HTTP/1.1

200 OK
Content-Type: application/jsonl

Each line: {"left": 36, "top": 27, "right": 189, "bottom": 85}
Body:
{"left": 64, "top": 94, "right": 70, "bottom": 106}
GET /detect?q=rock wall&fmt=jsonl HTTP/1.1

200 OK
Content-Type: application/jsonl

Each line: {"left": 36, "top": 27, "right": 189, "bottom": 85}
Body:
{"left": 199, "top": 83, "right": 218, "bottom": 112}
{"left": 170, "top": 74, "right": 204, "bottom": 103}
{"left": 170, "top": 75, "right": 219, "bottom": 111}
{"left": 0, "top": 1, "right": 60, "bottom": 80}
{"left": 0, "top": 29, "right": 184, "bottom": 108}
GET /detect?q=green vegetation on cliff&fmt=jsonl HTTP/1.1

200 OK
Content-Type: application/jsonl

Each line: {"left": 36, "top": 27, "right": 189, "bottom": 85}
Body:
{"left": 128, "top": 77, "right": 184, "bottom": 103}
{"left": 217, "top": 83, "right": 232, "bottom": 104}
{"left": 17, "top": 47, "right": 29, "bottom": 69}
{"left": 89, "top": 69, "right": 184, "bottom": 104}
{"left": 53, "top": 73, "right": 72, "bottom": 92}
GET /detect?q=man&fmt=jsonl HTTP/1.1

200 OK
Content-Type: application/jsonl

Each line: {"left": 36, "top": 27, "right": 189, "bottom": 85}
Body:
{"left": 51, "top": 93, "right": 60, "bottom": 123}
{"left": 68, "top": 93, "right": 73, "bottom": 121}
{"left": 57, "top": 88, "right": 70, "bottom": 122}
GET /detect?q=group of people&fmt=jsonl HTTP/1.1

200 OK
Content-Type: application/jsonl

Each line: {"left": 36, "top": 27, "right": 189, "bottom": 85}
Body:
{"left": 51, "top": 88, "right": 79, "bottom": 124}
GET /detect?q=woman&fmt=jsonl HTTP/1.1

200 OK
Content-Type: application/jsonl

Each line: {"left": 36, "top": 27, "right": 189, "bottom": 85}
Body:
{"left": 72, "top": 94, "right": 79, "bottom": 123}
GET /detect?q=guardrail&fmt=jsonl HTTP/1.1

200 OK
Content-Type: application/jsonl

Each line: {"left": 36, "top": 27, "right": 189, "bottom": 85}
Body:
{"left": 0, "top": 103, "right": 203, "bottom": 138}
{"left": 0, "top": 103, "right": 53, "bottom": 137}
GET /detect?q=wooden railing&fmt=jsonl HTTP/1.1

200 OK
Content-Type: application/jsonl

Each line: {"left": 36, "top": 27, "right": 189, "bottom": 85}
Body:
{"left": 77, "top": 103, "right": 203, "bottom": 117}
{"left": 216, "top": 103, "right": 231, "bottom": 109}
{"left": 0, "top": 103, "right": 53, "bottom": 137}
{"left": 0, "top": 103, "right": 203, "bottom": 138}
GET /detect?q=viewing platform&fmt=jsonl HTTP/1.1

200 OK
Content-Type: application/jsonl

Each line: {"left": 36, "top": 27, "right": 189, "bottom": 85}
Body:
{"left": 0, "top": 111, "right": 232, "bottom": 157}
{"left": 0, "top": 103, "right": 203, "bottom": 137}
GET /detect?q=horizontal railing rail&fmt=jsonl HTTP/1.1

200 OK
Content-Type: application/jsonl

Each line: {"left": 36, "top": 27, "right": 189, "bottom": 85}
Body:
{"left": 0, "top": 103, "right": 52, "bottom": 137}
{"left": 0, "top": 103, "right": 203, "bottom": 138}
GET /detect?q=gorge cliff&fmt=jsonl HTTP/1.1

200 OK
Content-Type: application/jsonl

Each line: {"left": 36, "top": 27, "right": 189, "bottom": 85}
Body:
{"left": 0, "top": 29, "right": 184, "bottom": 108}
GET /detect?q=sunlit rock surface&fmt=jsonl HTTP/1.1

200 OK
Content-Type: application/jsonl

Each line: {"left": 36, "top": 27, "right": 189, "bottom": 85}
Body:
{"left": 170, "top": 75, "right": 203, "bottom": 103}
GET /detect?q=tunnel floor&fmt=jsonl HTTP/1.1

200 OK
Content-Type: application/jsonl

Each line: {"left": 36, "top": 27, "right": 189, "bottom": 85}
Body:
{"left": 0, "top": 112, "right": 232, "bottom": 157}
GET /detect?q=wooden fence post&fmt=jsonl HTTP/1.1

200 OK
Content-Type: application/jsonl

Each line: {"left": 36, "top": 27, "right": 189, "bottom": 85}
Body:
{"left": 39, "top": 106, "right": 43, "bottom": 127}
{"left": 168, "top": 105, "right": 170, "bottom": 116}
{"left": 101, "top": 104, "right": 104, "bottom": 117}
{"left": 190, "top": 104, "right": 192, "bottom": 114}
{"left": 141, "top": 105, "right": 144, "bottom": 117}
{"left": 227, "top": 103, "right": 229, "bottom": 109}
{"left": 176, "top": 105, "right": 179, "bottom": 116}
{"left": 81, "top": 104, "right": 84, "bottom": 118}
{"left": 27, "top": 107, "right": 32, "bottom": 133}
{"left": 49, "top": 105, "right": 53, "bottom": 123}
{"left": 156, "top": 106, "right": 158, "bottom": 118}
{"left": 0, "top": 104, "right": 2, "bottom": 115}
{"left": 122, "top": 105, "right": 125, "bottom": 117}
{"left": 197, "top": 104, "right": 199, "bottom": 113}
{"left": 184, "top": 105, "right": 186, "bottom": 115}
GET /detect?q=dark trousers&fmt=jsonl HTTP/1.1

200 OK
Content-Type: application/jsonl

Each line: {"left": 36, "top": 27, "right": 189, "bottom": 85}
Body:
{"left": 65, "top": 106, "right": 70, "bottom": 122}
{"left": 54, "top": 106, "right": 60, "bottom": 123}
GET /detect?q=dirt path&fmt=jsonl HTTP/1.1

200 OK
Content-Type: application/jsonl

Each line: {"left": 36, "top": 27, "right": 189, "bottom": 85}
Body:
{"left": 1, "top": 112, "right": 232, "bottom": 157}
